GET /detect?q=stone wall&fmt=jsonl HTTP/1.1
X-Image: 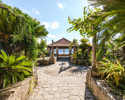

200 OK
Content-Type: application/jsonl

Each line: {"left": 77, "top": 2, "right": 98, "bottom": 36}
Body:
{"left": 0, "top": 77, "right": 36, "bottom": 100}
{"left": 86, "top": 67, "right": 123, "bottom": 100}
{"left": 0, "top": 67, "right": 37, "bottom": 100}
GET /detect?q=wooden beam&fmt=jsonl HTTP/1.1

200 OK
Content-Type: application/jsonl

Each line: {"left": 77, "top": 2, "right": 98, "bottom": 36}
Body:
{"left": 52, "top": 40, "right": 54, "bottom": 57}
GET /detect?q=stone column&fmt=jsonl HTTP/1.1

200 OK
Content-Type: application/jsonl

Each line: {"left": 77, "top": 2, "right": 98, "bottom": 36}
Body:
{"left": 56, "top": 46, "right": 58, "bottom": 59}
{"left": 63, "top": 49, "right": 65, "bottom": 55}
{"left": 69, "top": 47, "right": 71, "bottom": 58}
{"left": 69, "top": 47, "right": 71, "bottom": 55}
{"left": 47, "top": 47, "right": 50, "bottom": 55}
{"left": 52, "top": 40, "right": 54, "bottom": 57}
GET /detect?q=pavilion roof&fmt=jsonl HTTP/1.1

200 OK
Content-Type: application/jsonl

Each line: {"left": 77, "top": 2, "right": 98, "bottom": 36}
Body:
{"left": 47, "top": 38, "right": 72, "bottom": 47}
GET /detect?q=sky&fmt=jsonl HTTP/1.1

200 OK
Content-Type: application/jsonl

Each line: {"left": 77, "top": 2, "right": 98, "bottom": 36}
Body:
{"left": 2, "top": 0, "right": 89, "bottom": 44}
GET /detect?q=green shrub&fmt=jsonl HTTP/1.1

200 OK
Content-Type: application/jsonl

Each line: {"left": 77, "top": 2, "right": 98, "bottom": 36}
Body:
{"left": 99, "top": 58, "right": 125, "bottom": 86}
{"left": 72, "top": 53, "right": 77, "bottom": 59}
{"left": 0, "top": 50, "right": 33, "bottom": 88}
{"left": 77, "top": 49, "right": 83, "bottom": 58}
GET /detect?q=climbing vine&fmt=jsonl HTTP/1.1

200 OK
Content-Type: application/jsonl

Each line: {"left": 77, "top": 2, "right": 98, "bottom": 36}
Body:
{"left": 0, "top": 1, "right": 48, "bottom": 60}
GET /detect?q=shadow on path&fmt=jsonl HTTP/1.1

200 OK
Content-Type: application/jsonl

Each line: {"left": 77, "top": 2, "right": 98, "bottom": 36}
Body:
{"left": 58, "top": 66, "right": 71, "bottom": 74}
{"left": 70, "top": 67, "right": 88, "bottom": 74}
{"left": 58, "top": 57, "right": 88, "bottom": 74}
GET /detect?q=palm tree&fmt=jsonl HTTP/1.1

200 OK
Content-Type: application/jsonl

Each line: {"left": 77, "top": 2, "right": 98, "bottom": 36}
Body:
{"left": 70, "top": 39, "right": 78, "bottom": 53}
{"left": 33, "top": 19, "right": 48, "bottom": 38}
{"left": 87, "top": 0, "right": 125, "bottom": 59}
{"left": 68, "top": 8, "right": 99, "bottom": 71}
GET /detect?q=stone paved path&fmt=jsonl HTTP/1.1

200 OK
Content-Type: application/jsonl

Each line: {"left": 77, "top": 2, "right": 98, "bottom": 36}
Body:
{"left": 27, "top": 57, "right": 95, "bottom": 100}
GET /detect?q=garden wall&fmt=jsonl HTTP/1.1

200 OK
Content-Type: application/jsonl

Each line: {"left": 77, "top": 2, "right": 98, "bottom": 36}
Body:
{"left": 86, "top": 67, "right": 123, "bottom": 100}
{"left": 0, "top": 67, "right": 37, "bottom": 100}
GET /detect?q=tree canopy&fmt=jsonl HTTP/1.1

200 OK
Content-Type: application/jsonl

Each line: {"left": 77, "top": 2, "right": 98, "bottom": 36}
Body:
{"left": 0, "top": 1, "right": 48, "bottom": 60}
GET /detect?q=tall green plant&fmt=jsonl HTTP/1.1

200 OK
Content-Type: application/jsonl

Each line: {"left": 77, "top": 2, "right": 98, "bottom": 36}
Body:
{"left": 99, "top": 58, "right": 125, "bottom": 86}
{"left": 0, "top": 50, "right": 32, "bottom": 88}
{"left": 0, "top": 1, "right": 48, "bottom": 60}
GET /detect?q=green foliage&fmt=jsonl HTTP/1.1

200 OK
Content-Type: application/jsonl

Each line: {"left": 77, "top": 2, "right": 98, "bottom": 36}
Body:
{"left": 68, "top": 1, "right": 125, "bottom": 54}
{"left": 77, "top": 49, "right": 83, "bottom": 57}
{"left": 68, "top": 0, "right": 125, "bottom": 94}
{"left": 28, "top": 36, "right": 37, "bottom": 61}
{"left": 99, "top": 58, "right": 125, "bottom": 86}
{"left": 68, "top": 7, "right": 101, "bottom": 37}
{"left": 71, "top": 53, "right": 77, "bottom": 59}
{"left": 0, "top": 50, "right": 33, "bottom": 88}
{"left": 0, "top": 1, "right": 48, "bottom": 60}
{"left": 70, "top": 39, "right": 78, "bottom": 47}
{"left": 80, "top": 38, "right": 91, "bottom": 46}
{"left": 37, "top": 39, "right": 48, "bottom": 56}
{"left": 34, "top": 19, "right": 48, "bottom": 38}
{"left": 38, "top": 39, "right": 47, "bottom": 51}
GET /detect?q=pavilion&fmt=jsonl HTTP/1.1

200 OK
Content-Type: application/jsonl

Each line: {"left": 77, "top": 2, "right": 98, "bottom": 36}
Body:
{"left": 47, "top": 38, "right": 77, "bottom": 58}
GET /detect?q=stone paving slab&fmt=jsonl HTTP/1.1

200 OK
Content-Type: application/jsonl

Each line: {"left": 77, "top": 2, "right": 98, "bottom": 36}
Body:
{"left": 27, "top": 58, "right": 95, "bottom": 100}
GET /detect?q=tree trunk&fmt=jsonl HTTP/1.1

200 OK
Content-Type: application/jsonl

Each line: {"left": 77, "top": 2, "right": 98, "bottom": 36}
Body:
{"left": 91, "top": 34, "right": 99, "bottom": 77}
{"left": 92, "top": 34, "right": 96, "bottom": 69}
{"left": 122, "top": 36, "right": 125, "bottom": 60}
{"left": 123, "top": 46, "right": 125, "bottom": 60}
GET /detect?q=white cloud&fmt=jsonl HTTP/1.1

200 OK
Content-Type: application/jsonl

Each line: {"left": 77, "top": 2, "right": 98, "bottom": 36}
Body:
{"left": 50, "top": 21, "right": 59, "bottom": 29}
{"left": 47, "top": 34, "right": 58, "bottom": 38}
{"left": 57, "top": 2, "right": 64, "bottom": 9}
{"left": 42, "top": 21, "right": 59, "bottom": 30}
{"left": 32, "top": 8, "right": 40, "bottom": 15}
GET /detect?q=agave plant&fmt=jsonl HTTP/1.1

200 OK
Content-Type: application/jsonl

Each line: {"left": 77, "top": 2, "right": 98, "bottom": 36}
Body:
{"left": 0, "top": 50, "right": 33, "bottom": 88}
{"left": 99, "top": 58, "right": 125, "bottom": 86}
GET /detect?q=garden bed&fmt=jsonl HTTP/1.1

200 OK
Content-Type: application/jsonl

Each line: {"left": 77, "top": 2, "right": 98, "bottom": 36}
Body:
{"left": 0, "top": 67, "right": 37, "bottom": 100}
{"left": 86, "top": 66, "right": 124, "bottom": 100}
{"left": 70, "top": 56, "right": 89, "bottom": 66}
{"left": 0, "top": 77, "right": 36, "bottom": 100}
{"left": 37, "top": 57, "right": 57, "bottom": 65}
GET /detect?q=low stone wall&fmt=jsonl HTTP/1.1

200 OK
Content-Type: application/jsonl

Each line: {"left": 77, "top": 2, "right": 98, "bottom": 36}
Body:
{"left": 0, "top": 67, "right": 37, "bottom": 100}
{"left": 86, "top": 67, "right": 123, "bottom": 100}
{"left": 0, "top": 77, "right": 36, "bottom": 100}
{"left": 38, "top": 57, "right": 57, "bottom": 65}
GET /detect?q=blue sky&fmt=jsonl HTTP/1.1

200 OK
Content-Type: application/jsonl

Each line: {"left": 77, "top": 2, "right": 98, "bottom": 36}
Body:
{"left": 2, "top": 0, "right": 89, "bottom": 44}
